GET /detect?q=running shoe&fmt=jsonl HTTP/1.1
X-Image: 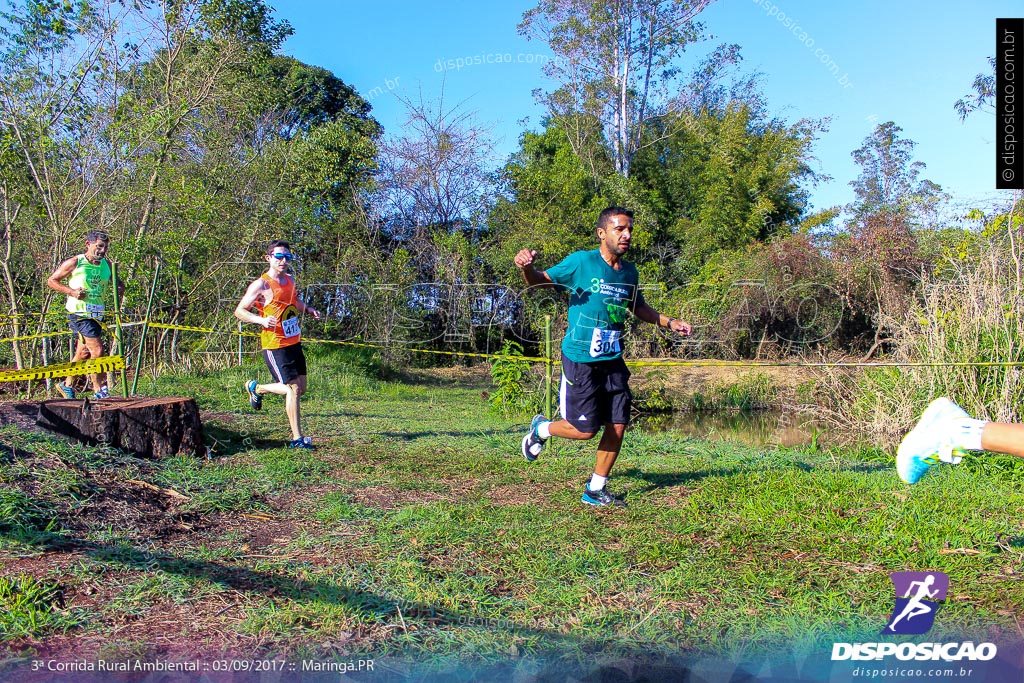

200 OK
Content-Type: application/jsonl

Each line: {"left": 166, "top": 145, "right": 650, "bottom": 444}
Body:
{"left": 93, "top": 386, "right": 110, "bottom": 400}
{"left": 896, "top": 397, "right": 970, "bottom": 484}
{"left": 245, "top": 380, "right": 262, "bottom": 411}
{"left": 57, "top": 382, "right": 75, "bottom": 399}
{"left": 521, "top": 414, "right": 548, "bottom": 461}
{"left": 288, "top": 436, "right": 315, "bottom": 450}
{"left": 581, "top": 484, "right": 627, "bottom": 508}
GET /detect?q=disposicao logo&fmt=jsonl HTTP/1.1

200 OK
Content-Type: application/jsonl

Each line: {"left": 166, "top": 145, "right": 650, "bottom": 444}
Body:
{"left": 885, "top": 571, "right": 948, "bottom": 635}
{"left": 831, "top": 571, "right": 998, "bottom": 662}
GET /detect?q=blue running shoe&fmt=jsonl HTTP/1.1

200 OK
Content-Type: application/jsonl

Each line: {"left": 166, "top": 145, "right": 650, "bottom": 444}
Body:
{"left": 896, "top": 397, "right": 970, "bottom": 484}
{"left": 521, "top": 414, "right": 548, "bottom": 461}
{"left": 581, "top": 485, "right": 627, "bottom": 508}
{"left": 57, "top": 382, "right": 75, "bottom": 399}
{"left": 93, "top": 386, "right": 110, "bottom": 400}
{"left": 288, "top": 437, "right": 315, "bottom": 450}
{"left": 245, "top": 380, "right": 262, "bottom": 411}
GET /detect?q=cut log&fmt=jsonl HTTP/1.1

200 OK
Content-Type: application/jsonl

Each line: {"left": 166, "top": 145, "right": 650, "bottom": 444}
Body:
{"left": 36, "top": 397, "right": 205, "bottom": 458}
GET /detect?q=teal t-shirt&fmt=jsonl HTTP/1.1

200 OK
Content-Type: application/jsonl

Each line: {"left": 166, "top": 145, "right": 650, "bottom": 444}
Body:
{"left": 545, "top": 249, "right": 645, "bottom": 363}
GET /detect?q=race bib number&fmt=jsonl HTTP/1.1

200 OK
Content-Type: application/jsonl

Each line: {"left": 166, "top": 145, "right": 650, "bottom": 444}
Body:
{"left": 85, "top": 303, "right": 105, "bottom": 320}
{"left": 281, "top": 316, "right": 301, "bottom": 338}
{"left": 589, "top": 328, "right": 621, "bottom": 358}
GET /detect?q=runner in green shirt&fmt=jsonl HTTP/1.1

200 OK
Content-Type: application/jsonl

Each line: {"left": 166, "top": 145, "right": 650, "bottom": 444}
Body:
{"left": 46, "top": 231, "right": 123, "bottom": 399}
{"left": 515, "top": 206, "right": 692, "bottom": 507}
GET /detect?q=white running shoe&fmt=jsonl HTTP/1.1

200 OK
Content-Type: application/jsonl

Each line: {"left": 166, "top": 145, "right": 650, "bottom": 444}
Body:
{"left": 896, "top": 397, "right": 971, "bottom": 484}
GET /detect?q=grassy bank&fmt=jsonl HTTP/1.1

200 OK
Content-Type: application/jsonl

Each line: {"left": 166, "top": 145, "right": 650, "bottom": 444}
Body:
{"left": 1, "top": 347, "right": 1023, "bottom": 668}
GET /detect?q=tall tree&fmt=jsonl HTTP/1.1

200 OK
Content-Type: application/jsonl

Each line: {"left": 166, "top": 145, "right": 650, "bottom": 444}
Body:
{"left": 848, "top": 121, "right": 944, "bottom": 228}
{"left": 519, "top": 0, "right": 736, "bottom": 178}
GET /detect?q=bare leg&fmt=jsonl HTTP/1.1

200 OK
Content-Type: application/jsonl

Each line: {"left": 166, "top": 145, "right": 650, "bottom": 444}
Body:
{"left": 82, "top": 337, "right": 105, "bottom": 393}
{"left": 595, "top": 423, "right": 626, "bottom": 477}
{"left": 546, "top": 420, "right": 628, "bottom": 476}
{"left": 65, "top": 338, "right": 91, "bottom": 389}
{"left": 548, "top": 419, "right": 596, "bottom": 440}
{"left": 256, "top": 382, "right": 300, "bottom": 440}
{"left": 981, "top": 423, "right": 1024, "bottom": 457}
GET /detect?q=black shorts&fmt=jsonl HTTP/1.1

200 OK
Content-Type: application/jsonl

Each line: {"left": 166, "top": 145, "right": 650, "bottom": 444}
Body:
{"left": 559, "top": 356, "right": 632, "bottom": 432}
{"left": 68, "top": 314, "right": 103, "bottom": 340}
{"left": 262, "top": 343, "right": 307, "bottom": 384}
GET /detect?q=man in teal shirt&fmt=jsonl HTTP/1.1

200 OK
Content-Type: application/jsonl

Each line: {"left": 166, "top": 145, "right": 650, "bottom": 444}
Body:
{"left": 515, "top": 206, "right": 692, "bottom": 507}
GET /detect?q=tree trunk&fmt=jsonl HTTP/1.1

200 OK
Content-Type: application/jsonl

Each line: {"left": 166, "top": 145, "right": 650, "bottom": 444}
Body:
{"left": 37, "top": 396, "right": 204, "bottom": 458}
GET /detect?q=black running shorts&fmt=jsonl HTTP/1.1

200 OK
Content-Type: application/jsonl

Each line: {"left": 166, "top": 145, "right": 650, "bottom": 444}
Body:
{"left": 262, "top": 343, "right": 307, "bottom": 384}
{"left": 559, "top": 356, "right": 632, "bottom": 432}
{"left": 68, "top": 314, "right": 103, "bottom": 340}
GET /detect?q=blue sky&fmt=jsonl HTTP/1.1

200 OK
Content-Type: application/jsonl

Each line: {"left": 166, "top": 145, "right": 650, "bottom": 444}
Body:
{"left": 273, "top": 0, "right": 1016, "bottom": 218}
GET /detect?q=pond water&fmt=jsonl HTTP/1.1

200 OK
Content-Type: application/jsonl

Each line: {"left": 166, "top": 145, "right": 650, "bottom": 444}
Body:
{"left": 632, "top": 409, "right": 823, "bottom": 448}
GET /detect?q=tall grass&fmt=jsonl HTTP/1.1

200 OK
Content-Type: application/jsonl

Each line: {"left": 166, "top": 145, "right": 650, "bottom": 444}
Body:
{"left": 832, "top": 225, "right": 1024, "bottom": 448}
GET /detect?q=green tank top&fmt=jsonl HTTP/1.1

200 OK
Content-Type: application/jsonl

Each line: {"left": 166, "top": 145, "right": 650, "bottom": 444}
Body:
{"left": 65, "top": 255, "right": 111, "bottom": 319}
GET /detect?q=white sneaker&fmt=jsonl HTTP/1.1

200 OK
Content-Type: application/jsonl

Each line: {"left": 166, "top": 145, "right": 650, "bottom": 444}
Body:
{"left": 896, "top": 397, "right": 970, "bottom": 484}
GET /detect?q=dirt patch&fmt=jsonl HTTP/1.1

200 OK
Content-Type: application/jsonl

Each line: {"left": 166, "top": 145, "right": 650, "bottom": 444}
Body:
{"left": 207, "top": 514, "right": 301, "bottom": 553}
{"left": 388, "top": 364, "right": 491, "bottom": 388}
{"left": 481, "top": 482, "right": 561, "bottom": 507}
{"left": 0, "top": 400, "right": 44, "bottom": 432}
{"left": 347, "top": 484, "right": 451, "bottom": 510}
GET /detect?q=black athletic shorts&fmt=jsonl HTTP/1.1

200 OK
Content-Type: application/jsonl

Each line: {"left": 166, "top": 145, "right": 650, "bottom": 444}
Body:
{"left": 559, "top": 356, "right": 632, "bottom": 432}
{"left": 262, "top": 343, "right": 307, "bottom": 384}
{"left": 68, "top": 314, "right": 103, "bottom": 340}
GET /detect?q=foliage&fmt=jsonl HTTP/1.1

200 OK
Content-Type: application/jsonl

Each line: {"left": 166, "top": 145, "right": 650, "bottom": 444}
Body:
{"left": 488, "top": 340, "right": 541, "bottom": 417}
{"left": 954, "top": 56, "right": 995, "bottom": 121}
{"left": 0, "top": 0, "right": 381, "bottom": 371}
{"left": 519, "top": 0, "right": 736, "bottom": 178}
{"left": 831, "top": 207, "right": 1024, "bottom": 448}
{"left": 676, "top": 233, "right": 842, "bottom": 357}
{"left": 487, "top": 119, "right": 612, "bottom": 274}
{"left": 632, "top": 374, "right": 674, "bottom": 413}
{"left": 687, "top": 372, "right": 777, "bottom": 411}
{"left": 847, "top": 121, "right": 946, "bottom": 229}
{"left": 632, "top": 105, "right": 826, "bottom": 273}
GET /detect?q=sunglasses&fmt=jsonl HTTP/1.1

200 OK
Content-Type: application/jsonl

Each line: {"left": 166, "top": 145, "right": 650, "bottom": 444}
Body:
{"left": 270, "top": 253, "right": 295, "bottom": 261}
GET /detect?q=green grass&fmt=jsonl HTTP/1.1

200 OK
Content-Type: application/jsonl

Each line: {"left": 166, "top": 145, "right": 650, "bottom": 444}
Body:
{"left": 0, "top": 574, "right": 81, "bottom": 639}
{"left": 687, "top": 372, "right": 779, "bottom": 412}
{"left": 1, "top": 346, "right": 1023, "bottom": 663}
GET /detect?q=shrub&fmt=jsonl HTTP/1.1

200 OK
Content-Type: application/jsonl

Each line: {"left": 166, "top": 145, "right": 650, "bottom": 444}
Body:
{"left": 488, "top": 341, "right": 542, "bottom": 417}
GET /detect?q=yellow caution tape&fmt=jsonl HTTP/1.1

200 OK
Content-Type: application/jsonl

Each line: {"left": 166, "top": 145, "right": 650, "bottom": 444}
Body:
{"left": 300, "top": 336, "right": 548, "bottom": 362}
{"left": 142, "top": 321, "right": 547, "bottom": 362}
{"left": 0, "top": 329, "right": 73, "bottom": 344}
{"left": 0, "top": 312, "right": 70, "bottom": 320}
{"left": 146, "top": 321, "right": 260, "bottom": 337}
{"left": 625, "top": 359, "right": 1024, "bottom": 368}
{"left": 0, "top": 355, "right": 125, "bottom": 383}
{"left": 6, "top": 316, "right": 1018, "bottom": 369}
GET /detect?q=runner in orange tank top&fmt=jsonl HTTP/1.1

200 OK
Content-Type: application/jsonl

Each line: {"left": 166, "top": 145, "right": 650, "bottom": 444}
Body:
{"left": 255, "top": 273, "right": 301, "bottom": 350}
{"left": 234, "top": 240, "right": 321, "bottom": 449}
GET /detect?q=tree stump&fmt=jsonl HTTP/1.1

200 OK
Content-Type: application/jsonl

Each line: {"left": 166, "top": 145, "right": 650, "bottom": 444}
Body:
{"left": 36, "top": 397, "right": 205, "bottom": 458}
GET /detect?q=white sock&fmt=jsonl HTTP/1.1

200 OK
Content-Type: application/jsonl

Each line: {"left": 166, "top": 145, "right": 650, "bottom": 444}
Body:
{"left": 537, "top": 421, "right": 551, "bottom": 439}
{"left": 951, "top": 418, "right": 987, "bottom": 451}
{"left": 589, "top": 473, "right": 607, "bottom": 491}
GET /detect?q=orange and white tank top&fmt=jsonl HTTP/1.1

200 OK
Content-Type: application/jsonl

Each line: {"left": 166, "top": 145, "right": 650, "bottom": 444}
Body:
{"left": 255, "top": 274, "right": 301, "bottom": 349}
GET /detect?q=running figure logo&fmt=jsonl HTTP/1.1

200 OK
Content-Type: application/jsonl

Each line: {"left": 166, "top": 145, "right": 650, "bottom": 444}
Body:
{"left": 885, "top": 571, "right": 949, "bottom": 635}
